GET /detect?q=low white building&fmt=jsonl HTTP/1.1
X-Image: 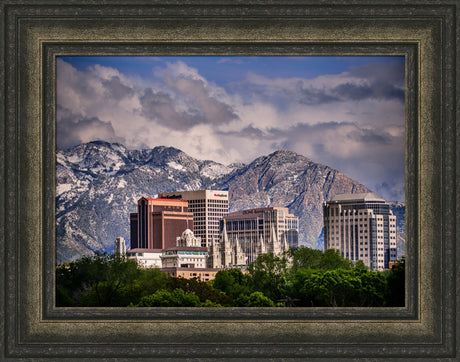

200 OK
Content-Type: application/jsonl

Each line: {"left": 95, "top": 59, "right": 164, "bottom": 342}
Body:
{"left": 126, "top": 248, "right": 162, "bottom": 268}
{"left": 161, "top": 229, "right": 208, "bottom": 268}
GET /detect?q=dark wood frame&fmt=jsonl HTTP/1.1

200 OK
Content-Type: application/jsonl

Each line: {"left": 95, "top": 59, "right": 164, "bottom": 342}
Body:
{"left": 1, "top": 1, "right": 457, "bottom": 359}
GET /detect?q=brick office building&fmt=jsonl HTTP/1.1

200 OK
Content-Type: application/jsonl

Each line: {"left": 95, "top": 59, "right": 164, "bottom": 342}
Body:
{"left": 129, "top": 197, "right": 194, "bottom": 250}
{"left": 159, "top": 190, "right": 229, "bottom": 247}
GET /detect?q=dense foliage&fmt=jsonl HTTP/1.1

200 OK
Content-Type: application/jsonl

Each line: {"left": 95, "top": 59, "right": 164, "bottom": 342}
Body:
{"left": 56, "top": 248, "right": 405, "bottom": 307}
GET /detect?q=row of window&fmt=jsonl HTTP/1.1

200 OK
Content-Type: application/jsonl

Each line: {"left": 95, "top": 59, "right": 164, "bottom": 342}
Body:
{"left": 328, "top": 218, "right": 370, "bottom": 222}
{"left": 162, "top": 250, "right": 207, "bottom": 256}
{"left": 179, "top": 258, "right": 205, "bottom": 263}
{"left": 168, "top": 263, "right": 205, "bottom": 267}
{"left": 177, "top": 251, "right": 207, "bottom": 255}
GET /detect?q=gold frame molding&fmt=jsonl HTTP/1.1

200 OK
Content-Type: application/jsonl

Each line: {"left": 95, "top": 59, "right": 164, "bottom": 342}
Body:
{"left": 1, "top": 1, "right": 457, "bottom": 360}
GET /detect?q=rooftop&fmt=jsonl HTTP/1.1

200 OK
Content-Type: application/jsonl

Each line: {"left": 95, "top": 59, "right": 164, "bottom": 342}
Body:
{"left": 140, "top": 197, "right": 187, "bottom": 203}
{"left": 226, "top": 206, "right": 293, "bottom": 218}
{"left": 126, "top": 248, "right": 163, "bottom": 253}
{"left": 329, "top": 192, "right": 386, "bottom": 203}
{"left": 163, "top": 246, "right": 208, "bottom": 252}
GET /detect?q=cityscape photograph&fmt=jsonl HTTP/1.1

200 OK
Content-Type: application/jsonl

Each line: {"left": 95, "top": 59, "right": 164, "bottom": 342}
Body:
{"left": 56, "top": 56, "right": 406, "bottom": 307}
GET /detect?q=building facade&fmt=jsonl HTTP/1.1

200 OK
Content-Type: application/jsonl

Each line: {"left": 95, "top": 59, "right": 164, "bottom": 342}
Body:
{"left": 323, "top": 193, "right": 397, "bottom": 271}
{"left": 126, "top": 248, "right": 163, "bottom": 268}
{"left": 208, "top": 220, "right": 247, "bottom": 269}
{"left": 130, "top": 197, "right": 194, "bottom": 250}
{"left": 160, "top": 267, "right": 220, "bottom": 282}
{"left": 222, "top": 206, "right": 297, "bottom": 262}
{"left": 159, "top": 190, "right": 229, "bottom": 247}
{"left": 114, "top": 236, "right": 126, "bottom": 256}
{"left": 160, "top": 228, "right": 220, "bottom": 281}
{"left": 160, "top": 229, "right": 208, "bottom": 269}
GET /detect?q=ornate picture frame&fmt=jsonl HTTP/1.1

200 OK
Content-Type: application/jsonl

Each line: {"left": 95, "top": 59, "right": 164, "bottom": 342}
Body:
{"left": 1, "top": 1, "right": 457, "bottom": 359}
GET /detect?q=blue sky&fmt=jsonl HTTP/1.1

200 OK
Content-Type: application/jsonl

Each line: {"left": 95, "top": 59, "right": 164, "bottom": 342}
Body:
{"left": 60, "top": 55, "right": 399, "bottom": 86}
{"left": 57, "top": 56, "right": 405, "bottom": 201}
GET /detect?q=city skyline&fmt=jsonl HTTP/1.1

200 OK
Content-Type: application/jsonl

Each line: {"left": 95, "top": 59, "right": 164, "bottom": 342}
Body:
{"left": 57, "top": 56, "right": 405, "bottom": 202}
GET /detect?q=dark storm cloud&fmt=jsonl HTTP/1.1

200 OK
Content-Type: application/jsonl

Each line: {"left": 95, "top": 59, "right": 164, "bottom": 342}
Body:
{"left": 241, "top": 60, "right": 405, "bottom": 107}
{"left": 140, "top": 77, "right": 239, "bottom": 130}
{"left": 295, "top": 80, "right": 404, "bottom": 105}
{"left": 217, "top": 124, "right": 267, "bottom": 138}
{"left": 57, "top": 106, "right": 124, "bottom": 150}
{"left": 348, "top": 61, "right": 405, "bottom": 85}
{"left": 101, "top": 76, "right": 134, "bottom": 100}
{"left": 296, "top": 81, "right": 341, "bottom": 105}
{"left": 265, "top": 121, "right": 395, "bottom": 150}
{"left": 218, "top": 121, "right": 394, "bottom": 150}
{"left": 240, "top": 125, "right": 266, "bottom": 138}
{"left": 346, "top": 127, "right": 393, "bottom": 145}
{"left": 139, "top": 88, "right": 202, "bottom": 129}
{"left": 169, "top": 77, "right": 240, "bottom": 125}
{"left": 333, "top": 82, "right": 405, "bottom": 102}
{"left": 374, "top": 181, "right": 405, "bottom": 203}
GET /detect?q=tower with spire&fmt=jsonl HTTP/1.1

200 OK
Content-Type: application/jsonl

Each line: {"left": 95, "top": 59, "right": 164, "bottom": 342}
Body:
{"left": 208, "top": 219, "right": 247, "bottom": 268}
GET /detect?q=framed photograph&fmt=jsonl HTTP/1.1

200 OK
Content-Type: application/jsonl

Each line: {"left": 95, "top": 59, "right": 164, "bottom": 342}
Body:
{"left": 1, "top": 1, "right": 457, "bottom": 360}
{"left": 54, "top": 54, "right": 407, "bottom": 305}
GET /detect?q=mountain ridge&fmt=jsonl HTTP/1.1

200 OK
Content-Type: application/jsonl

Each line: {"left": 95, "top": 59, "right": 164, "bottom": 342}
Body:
{"left": 56, "top": 141, "right": 405, "bottom": 262}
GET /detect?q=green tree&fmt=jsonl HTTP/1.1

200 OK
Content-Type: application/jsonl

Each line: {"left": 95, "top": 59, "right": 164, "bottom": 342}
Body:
{"left": 235, "top": 291, "right": 275, "bottom": 307}
{"left": 212, "top": 268, "right": 252, "bottom": 300}
{"left": 319, "top": 249, "right": 353, "bottom": 270}
{"left": 78, "top": 254, "right": 141, "bottom": 307}
{"left": 136, "top": 288, "right": 201, "bottom": 307}
{"left": 200, "top": 299, "right": 223, "bottom": 307}
{"left": 300, "top": 269, "right": 361, "bottom": 307}
{"left": 384, "top": 258, "right": 405, "bottom": 307}
{"left": 247, "top": 253, "right": 288, "bottom": 301}
{"left": 106, "top": 266, "right": 170, "bottom": 307}
{"left": 56, "top": 252, "right": 116, "bottom": 306}
{"left": 288, "top": 268, "right": 317, "bottom": 307}
{"left": 57, "top": 253, "right": 143, "bottom": 307}
{"left": 298, "top": 268, "right": 387, "bottom": 307}
{"left": 357, "top": 269, "right": 387, "bottom": 307}
{"left": 166, "top": 277, "right": 232, "bottom": 306}
{"left": 289, "top": 247, "right": 323, "bottom": 273}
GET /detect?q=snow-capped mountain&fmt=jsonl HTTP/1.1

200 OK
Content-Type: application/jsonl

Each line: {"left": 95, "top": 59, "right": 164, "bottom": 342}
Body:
{"left": 56, "top": 141, "right": 405, "bottom": 262}
{"left": 213, "top": 149, "right": 373, "bottom": 251}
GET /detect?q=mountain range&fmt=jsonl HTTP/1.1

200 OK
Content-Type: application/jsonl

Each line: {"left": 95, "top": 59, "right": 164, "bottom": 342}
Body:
{"left": 56, "top": 141, "right": 405, "bottom": 262}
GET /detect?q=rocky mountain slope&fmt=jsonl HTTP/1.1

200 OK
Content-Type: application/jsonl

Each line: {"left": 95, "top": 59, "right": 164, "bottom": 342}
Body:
{"left": 56, "top": 141, "right": 405, "bottom": 262}
{"left": 212, "top": 150, "right": 371, "bottom": 250}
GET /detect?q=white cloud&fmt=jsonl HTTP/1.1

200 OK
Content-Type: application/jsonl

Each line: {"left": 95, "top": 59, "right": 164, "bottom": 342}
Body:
{"left": 56, "top": 58, "right": 405, "bottom": 201}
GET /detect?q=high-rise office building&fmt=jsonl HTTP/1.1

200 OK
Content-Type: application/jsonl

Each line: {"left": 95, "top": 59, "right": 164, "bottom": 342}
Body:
{"left": 323, "top": 193, "right": 397, "bottom": 270}
{"left": 158, "top": 190, "right": 229, "bottom": 247}
{"left": 129, "top": 197, "right": 194, "bottom": 250}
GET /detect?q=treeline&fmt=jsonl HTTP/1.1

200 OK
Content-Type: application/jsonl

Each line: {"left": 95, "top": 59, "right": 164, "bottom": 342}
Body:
{"left": 56, "top": 247, "right": 404, "bottom": 308}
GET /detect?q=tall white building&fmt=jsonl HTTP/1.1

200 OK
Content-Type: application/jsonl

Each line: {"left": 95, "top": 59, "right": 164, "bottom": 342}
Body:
{"left": 159, "top": 190, "right": 229, "bottom": 247}
{"left": 323, "top": 193, "right": 397, "bottom": 271}
{"left": 114, "top": 237, "right": 126, "bottom": 256}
